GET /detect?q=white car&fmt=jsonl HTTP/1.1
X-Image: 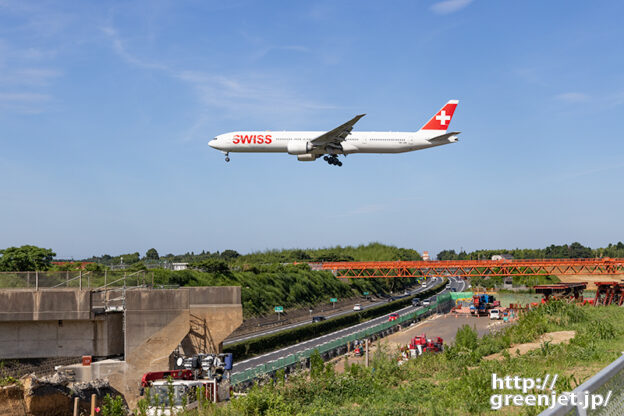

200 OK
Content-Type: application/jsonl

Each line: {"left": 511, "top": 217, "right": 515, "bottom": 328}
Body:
{"left": 489, "top": 309, "right": 501, "bottom": 320}
{"left": 421, "top": 282, "right": 427, "bottom": 288}
{"left": 353, "top": 304, "right": 362, "bottom": 311}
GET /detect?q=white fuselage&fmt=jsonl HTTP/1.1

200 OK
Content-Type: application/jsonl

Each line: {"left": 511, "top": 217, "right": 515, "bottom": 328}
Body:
{"left": 209, "top": 130, "right": 456, "bottom": 155}
{"left": 208, "top": 100, "right": 460, "bottom": 163}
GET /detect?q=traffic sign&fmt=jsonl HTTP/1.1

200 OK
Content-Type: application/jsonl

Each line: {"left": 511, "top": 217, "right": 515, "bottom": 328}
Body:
{"left": 274, "top": 306, "right": 283, "bottom": 313}
{"left": 330, "top": 298, "right": 337, "bottom": 303}
{"left": 363, "top": 292, "right": 370, "bottom": 296}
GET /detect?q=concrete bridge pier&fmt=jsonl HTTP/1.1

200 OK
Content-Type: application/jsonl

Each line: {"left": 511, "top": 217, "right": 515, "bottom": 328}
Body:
{"left": 0, "top": 286, "right": 243, "bottom": 405}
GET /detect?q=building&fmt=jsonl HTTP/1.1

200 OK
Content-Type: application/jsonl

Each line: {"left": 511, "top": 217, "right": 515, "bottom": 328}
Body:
{"left": 172, "top": 262, "right": 189, "bottom": 271}
{"left": 421, "top": 251, "right": 431, "bottom": 261}
{"left": 491, "top": 254, "right": 514, "bottom": 261}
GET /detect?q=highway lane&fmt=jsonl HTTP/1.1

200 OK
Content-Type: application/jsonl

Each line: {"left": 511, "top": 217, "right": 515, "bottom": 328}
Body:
{"left": 225, "top": 276, "right": 441, "bottom": 345}
{"left": 232, "top": 276, "right": 464, "bottom": 375}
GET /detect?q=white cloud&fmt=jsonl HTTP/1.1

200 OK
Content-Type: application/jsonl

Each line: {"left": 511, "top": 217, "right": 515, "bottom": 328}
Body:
{"left": 430, "top": 0, "right": 474, "bottom": 14}
{"left": 100, "top": 26, "right": 166, "bottom": 71}
{"left": 555, "top": 162, "right": 624, "bottom": 182}
{"left": 0, "top": 91, "right": 52, "bottom": 113}
{"left": 102, "top": 26, "right": 338, "bottom": 141}
{"left": 555, "top": 92, "right": 590, "bottom": 103}
{"left": 0, "top": 92, "right": 50, "bottom": 102}
{"left": 251, "top": 45, "right": 309, "bottom": 61}
{"left": 1, "top": 68, "right": 61, "bottom": 86}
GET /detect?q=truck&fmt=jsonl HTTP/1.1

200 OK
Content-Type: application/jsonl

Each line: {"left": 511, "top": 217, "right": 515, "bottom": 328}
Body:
{"left": 409, "top": 334, "right": 444, "bottom": 357}
{"left": 141, "top": 353, "right": 233, "bottom": 415}
{"left": 469, "top": 294, "right": 499, "bottom": 316}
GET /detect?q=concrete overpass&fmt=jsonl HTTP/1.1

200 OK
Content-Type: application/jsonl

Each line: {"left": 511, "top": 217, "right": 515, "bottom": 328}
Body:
{"left": 0, "top": 286, "right": 242, "bottom": 401}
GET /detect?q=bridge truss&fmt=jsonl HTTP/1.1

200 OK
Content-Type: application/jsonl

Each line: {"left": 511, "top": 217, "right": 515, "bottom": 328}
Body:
{"left": 320, "top": 258, "right": 624, "bottom": 278}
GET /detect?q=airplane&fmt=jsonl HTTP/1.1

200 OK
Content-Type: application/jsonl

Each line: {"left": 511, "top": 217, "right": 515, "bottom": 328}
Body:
{"left": 208, "top": 100, "right": 460, "bottom": 166}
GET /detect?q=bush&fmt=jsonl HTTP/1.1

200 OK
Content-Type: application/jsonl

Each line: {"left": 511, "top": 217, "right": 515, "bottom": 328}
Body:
{"left": 100, "top": 394, "right": 126, "bottom": 416}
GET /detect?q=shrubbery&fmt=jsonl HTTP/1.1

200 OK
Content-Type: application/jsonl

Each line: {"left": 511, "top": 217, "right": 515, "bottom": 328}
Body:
{"left": 152, "top": 266, "right": 419, "bottom": 317}
{"left": 214, "top": 301, "right": 624, "bottom": 415}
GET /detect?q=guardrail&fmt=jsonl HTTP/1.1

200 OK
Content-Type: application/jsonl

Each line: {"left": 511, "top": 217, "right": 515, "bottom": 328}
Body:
{"left": 539, "top": 354, "right": 624, "bottom": 416}
{"left": 231, "top": 293, "right": 453, "bottom": 386}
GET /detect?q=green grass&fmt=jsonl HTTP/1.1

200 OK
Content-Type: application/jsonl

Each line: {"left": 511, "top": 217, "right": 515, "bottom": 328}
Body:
{"left": 182, "top": 301, "right": 624, "bottom": 415}
{"left": 0, "top": 266, "right": 420, "bottom": 318}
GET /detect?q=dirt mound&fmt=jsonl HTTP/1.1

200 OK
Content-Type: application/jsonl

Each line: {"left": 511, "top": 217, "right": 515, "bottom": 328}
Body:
{"left": 484, "top": 331, "right": 575, "bottom": 361}
{"left": 556, "top": 274, "right": 624, "bottom": 290}
{"left": 22, "top": 375, "right": 71, "bottom": 416}
{"left": 0, "top": 375, "right": 127, "bottom": 416}
{"left": 0, "top": 384, "right": 26, "bottom": 416}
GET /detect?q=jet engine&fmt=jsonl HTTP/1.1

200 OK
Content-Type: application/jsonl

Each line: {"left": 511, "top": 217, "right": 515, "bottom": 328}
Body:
{"left": 287, "top": 141, "right": 313, "bottom": 155}
{"left": 297, "top": 153, "right": 318, "bottom": 161}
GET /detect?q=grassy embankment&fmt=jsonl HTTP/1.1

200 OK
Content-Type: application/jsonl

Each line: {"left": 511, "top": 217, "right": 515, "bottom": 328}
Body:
{"left": 180, "top": 301, "right": 623, "bottom": 415}
{"left": 0, "top": 242, "right": 424, "bottom": 318}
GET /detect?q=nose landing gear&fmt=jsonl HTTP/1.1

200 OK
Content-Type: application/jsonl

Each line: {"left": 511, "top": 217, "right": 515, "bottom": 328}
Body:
{"left": 323, "top": 155, "right": 342, "bottom": 167}
{"left": 224, "top": 152, "right": 230, "bottom": 163}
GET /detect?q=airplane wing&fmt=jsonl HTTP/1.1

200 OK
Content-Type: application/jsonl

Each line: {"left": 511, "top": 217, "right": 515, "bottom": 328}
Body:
{"left": 310, "top": 114, "right": 366, "bottom": 146}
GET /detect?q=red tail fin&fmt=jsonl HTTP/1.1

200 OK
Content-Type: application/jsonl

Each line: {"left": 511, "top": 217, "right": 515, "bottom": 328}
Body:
{"left": 420, "top": 100, "right": 459, "bottom": 131}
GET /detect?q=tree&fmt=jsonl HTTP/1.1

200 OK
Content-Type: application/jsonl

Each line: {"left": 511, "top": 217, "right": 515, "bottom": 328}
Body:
{"left": 309, "top": 349, "right": 325, "bottom": 379}
{"left": 568, "top": 242, "right": 592, "bottom": 258}
{"left": 192, "top": 258, "right": 230, "bottom": 274}
{"left": 0, "top": 245, "right": 56, "bottom": 271}
{"left": 436, "top": 250, "right": 458, "bottom": 261}
{"left": 291, "top": 249, "right": 311, "bottom": 261}
{"left": 220, "top": 249, "right": 240, "bottom": 260}
{"left": 145, "top": 248, "right": 159, "bottom": 260}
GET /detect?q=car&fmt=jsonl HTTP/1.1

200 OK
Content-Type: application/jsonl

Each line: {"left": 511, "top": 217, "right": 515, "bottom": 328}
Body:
{"left": 312, "top": 316, "right": 326, "bottom": 323}
{"left": 445, "top": 284, "right": 451, "bottom": 289}
{"left": 489, "top": 309, "right": 501, "bottom": 320}
{"left": 421, "top": 282, "right": 427, "bottom": 288}
{"left": 388, "top": 313, "right": 399, "bottom": 322}
{"left": 451, "top": 288, "right": 457, "bottom": 292}
{"left": 422, "top": 297, "right": 432, "bottom": 306}
{"left": 353, "top": 304, "right": 362, "bottom": 311}
{"left": 387, "top": 297, "right": 396, "bottom": 302}
{"left": 412, "top": 298, "right": 422, "bottom": 307}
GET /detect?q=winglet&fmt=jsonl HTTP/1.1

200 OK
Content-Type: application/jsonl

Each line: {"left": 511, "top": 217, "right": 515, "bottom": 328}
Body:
{"left": 420, "top": 100, "right": 459, "bottom": 131}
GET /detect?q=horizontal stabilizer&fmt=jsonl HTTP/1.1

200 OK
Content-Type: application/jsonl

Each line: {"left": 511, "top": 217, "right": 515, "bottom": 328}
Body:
{"left": 427, "top": 131, "right": 461, "bottom": 145}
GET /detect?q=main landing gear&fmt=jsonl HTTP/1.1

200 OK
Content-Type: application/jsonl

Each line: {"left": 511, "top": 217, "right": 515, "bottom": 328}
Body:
{"left": 323, "top": 155, "right": 342, "bottom": 166}
{"left": 224, "top": 152, "right": 230, "bottom": 163}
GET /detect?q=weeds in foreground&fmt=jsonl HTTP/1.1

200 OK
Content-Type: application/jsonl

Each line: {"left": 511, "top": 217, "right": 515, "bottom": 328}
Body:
{"left": 201, "top": 301, "right": 624, "bottom": 415}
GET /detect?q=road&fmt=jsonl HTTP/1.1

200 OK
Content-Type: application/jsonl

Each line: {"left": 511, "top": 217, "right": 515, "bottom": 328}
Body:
{"left": 232, "top": 276, "right": 465, "bottom": 375}
{"left": 225, "top": 276, "right": 441, "bottom": 345}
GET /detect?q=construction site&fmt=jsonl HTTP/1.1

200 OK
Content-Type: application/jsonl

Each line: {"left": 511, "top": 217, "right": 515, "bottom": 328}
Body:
{"left": 0, "top": 274, "right": 242, "bottom": 414}
{"left": 2, "top": 257, "right": 624, "bottom": 415}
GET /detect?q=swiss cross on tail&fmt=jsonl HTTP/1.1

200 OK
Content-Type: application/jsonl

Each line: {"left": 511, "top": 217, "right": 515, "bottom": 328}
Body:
{"left": 420, "top": 100, "right": 459, "bottom": 131}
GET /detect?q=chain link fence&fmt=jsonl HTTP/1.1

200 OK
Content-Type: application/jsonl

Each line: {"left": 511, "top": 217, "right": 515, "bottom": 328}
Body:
{"left": 0, "top": 270, "right": 153, "bottom": 290}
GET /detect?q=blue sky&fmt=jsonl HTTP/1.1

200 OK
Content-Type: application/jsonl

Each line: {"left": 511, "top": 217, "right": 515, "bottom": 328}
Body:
{"left": 1, "top": 0, "right": 623, "bottom": 259}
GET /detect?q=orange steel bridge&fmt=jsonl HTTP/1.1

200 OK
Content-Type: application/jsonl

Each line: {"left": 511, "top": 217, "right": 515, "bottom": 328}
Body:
{"left": 319, "top": 258, "right": 624, "bottom": 278}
